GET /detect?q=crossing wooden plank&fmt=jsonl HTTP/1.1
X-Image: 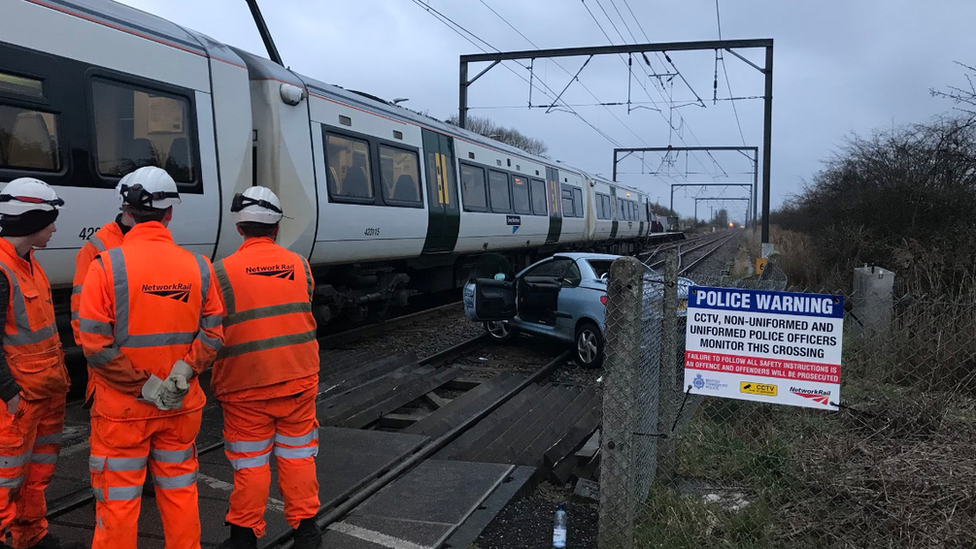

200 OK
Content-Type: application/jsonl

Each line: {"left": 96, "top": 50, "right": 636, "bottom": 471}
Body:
{"left": 514, "top": 387, "right": 598, "bottom": 467}
{"left": 472, "top": 385, "right": 566, "bottom": 464}
{"left": 437, "top": 384, "right": 543, "bottom": 460}
{"left": 542, "top": 392, "right": 602, "bottom": 471}
{"left": 338, "top": 368, "right": 460, "bottom": 429}
{"left": 404, "top": 373, "right": 523, "bottom": 438}
{"left": 497, "top": 387, "right": 580, "bottom": 464}
{"left": 320, "top": 366, "right": 432, "bottom": 424}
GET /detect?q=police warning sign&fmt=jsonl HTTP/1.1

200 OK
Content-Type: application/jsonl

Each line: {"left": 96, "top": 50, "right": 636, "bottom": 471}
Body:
{"left": 684, "top": 286, "right": 844, "bottom": 410}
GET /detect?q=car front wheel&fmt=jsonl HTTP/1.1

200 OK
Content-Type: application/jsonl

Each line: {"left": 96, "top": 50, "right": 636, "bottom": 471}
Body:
{"left": 484, "top": 320, "right": 518, "bottom": 342}
{"left": 575, "top": 321, "right": 604, "bottom": 368}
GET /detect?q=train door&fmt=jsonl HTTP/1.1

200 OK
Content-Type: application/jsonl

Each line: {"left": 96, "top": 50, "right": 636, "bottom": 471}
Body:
{"left": 421, "top": 129, "right": 459, "bottom": 253}
{"left": 609, "top": 187, "right": 619, "bottom": 239}
{"left": 545, "top": 166, "right": 562, "bottom": 245}
{"left": 638, "top": 196, "right": 646, "bottom": 236}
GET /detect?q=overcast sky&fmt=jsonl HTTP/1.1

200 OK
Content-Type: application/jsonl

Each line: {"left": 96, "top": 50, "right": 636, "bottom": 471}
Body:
{"left": 117, "top": 0, "right": 976, "bottom": 223}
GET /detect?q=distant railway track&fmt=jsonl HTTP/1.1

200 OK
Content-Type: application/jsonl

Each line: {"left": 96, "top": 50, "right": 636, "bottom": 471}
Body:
{"left": 678, "top": 231, "right": 740, "bottom": 276}
{"left": 641, "top": 230, "right": 738, "bottom": 273}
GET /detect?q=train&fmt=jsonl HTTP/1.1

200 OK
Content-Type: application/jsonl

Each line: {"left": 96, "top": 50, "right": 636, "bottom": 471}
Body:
{"left": 0, "top": 0, "right": 682, "bottom": 329}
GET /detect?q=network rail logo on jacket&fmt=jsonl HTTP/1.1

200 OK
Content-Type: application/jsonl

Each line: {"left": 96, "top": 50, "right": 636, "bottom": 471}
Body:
{"left": 245, "top": 263, "right": 296, "bottom": 280}
{"left": 142, "top": 283, "right": 192, "bottom": 303}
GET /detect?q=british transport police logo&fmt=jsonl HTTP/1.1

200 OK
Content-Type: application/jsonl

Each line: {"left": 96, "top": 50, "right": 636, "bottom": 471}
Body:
{"left": 246, "top": 264, "right": 296, "bottom": 280}
{"left": 142, "top": 283, "right": 192, "bottom": 303}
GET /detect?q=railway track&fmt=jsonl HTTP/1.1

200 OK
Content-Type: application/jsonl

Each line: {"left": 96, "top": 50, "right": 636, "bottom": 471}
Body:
{"left": 45, "top": 321, "right": 489, "bottom": 521}
{"left": 265, "top": 350, "right": 572, "bottom": 549}
{"left": 642, "top": 230, "right": 739, "bottom": 275}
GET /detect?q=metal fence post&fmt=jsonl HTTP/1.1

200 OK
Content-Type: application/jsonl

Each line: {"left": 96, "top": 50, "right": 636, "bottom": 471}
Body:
{"left": 598, "top": 257, "right": 642, "bottom": 549}
{"left": 657, "top": 250, "right": 679, "bottom": 483}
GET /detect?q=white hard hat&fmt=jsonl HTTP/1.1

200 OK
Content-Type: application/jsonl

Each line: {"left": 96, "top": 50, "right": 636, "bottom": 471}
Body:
{"left": 0, "top": 178, "right": 64, "bottom": 216}
{"left": 120, "top": 166, "right": 181, "bottom": 210}
{"left": 232, "top": 186, "right": 283, "bottom": 225}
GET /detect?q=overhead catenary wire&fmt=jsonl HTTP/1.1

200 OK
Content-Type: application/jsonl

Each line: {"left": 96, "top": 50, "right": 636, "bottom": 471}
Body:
{"left": 469, "top": 0, "right": 682, "bottom": 185}
{"left": 715, "top": 0, "right": 747, "bottom": 146}
{"left": 411, "top": 0, "right": 625, "bottom": 148}
{"left": 583, "top": 0, "right": 729, "bottom": 179}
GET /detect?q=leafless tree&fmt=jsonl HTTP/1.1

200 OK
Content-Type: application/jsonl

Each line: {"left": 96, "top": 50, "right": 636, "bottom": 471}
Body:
{"left": 445, "top": 114, "right": 549, "bottom": 157}
{"left": 931, "top": 62, "right": 976, "bottom": 125}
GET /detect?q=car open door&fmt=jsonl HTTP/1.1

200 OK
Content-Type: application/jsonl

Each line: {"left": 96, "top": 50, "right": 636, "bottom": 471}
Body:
{"left": 463, "top": 278, "right": 517, "bottom": 321}
{"left": 517, "top": 276, "right": 561, "bottom": 325}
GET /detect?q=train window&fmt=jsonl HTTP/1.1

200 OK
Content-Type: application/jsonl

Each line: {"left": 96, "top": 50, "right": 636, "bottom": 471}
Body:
{"left": 488, "top": 170, "right": 511, "bottom": 213}
{"left": 0, "top": 105, "right": 60, "bottom": 171}
{"left": 596, "top": 193, "right": 609, "bottom": 220}
{"left": 460, "top": 163, "right": 488, "bottom": 211}
{"left": 0, "top": 72, "right": 43, "bottom": 99}
{"left": 91, "top": 78, "right": 196, "bottom": 185}
{"left": 530, "top": 178, "right": 547, "bottom": 215}
{"left": 561, "top": 189, "right": 574, "bottom": 217}
{"left": 379, "top": 145, "right": 421, "bottom": 206}
{"left": 325, "top": 133, "right": 374, "bottom": 201}
{"left": 572, "top": 188, "right": 583, "bottom": 218}
{"left": 91, "top": 79, "right": 193, "bottom": 183}
{"left": 511, "top": 176, "right": 531, "bottom": 214}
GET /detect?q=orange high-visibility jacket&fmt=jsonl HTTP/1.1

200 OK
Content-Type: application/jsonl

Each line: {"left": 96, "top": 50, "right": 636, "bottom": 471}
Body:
{"left": 71, "top": 219, "right": 126, "bottom": 346}
{"left": 212, "top": 237, "right": 318, "bottom": 400}
{"left": 78, "top": 221, "right": 224, "bottom": 420}
{"left": 0, "top": 239, "right": 69, "bottom": 400}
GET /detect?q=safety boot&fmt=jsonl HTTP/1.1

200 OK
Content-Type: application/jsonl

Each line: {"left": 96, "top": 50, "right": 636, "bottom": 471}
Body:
{"left": 28, "top": 533, "right": 85, "bottom": 549}
{"left": 292, "top": 518, "right": 323, "bottom": 549}
{"left": 217, "top": 525, "right": 257, "bottom": 549}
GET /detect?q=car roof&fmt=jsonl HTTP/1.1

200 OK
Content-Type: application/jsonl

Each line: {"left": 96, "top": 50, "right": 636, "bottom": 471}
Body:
{"left": 553, "top": 253, "right": 622, "bottom": 261}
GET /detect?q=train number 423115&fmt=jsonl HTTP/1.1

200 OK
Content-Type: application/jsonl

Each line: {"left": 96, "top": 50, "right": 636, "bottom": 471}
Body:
{"left": 364, "top": 227, "right": 381, "bottom": 237}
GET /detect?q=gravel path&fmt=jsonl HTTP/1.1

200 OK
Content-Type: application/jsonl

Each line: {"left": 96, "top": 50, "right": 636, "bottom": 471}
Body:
{"left": 474, "top": 482, "right": 599, "bottom": 549}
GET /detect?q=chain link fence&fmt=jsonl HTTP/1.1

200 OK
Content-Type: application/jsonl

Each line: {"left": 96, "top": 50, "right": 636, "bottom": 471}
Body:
{"left": 598, "top": 252, "right": 976, "bottom": 548}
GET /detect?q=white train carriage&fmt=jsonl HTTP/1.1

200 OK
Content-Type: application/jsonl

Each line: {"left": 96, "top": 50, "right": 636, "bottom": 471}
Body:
{"left": 0, "top": 0, "right": 672, "bottom": 328}
{"left": 0, "top": 0, "right": 250, "bottom": 285}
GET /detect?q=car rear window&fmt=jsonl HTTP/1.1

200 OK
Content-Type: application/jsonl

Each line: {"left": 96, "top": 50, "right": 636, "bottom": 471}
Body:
{"left": 587, "top": 260, "right": 614, "bottom": 279}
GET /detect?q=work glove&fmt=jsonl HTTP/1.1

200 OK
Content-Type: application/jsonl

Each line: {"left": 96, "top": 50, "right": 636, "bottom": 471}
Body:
{"left": 140, "top": 375, "right": 171, "bottom": 411}
{"left": 159, "top": 360, "right": 193, "bottom": 410}
{"left": 159, "top": 375, "right": 189, "bottom": 410}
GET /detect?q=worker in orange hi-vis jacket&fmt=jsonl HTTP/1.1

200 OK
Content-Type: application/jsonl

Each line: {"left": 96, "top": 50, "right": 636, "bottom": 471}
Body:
{"left": 211, "top": 186, "right": 321, "bottom": 549}
{"left": 0, "top": 178, "right": 81, "bottom": 549}
{"left": 70, "top": 175, "right": 133, "bottom": 347}
{"left": 77, "top": 166, "right": 224, "bottom": 549}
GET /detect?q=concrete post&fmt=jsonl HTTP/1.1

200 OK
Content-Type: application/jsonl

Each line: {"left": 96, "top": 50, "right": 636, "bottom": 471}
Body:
{"left": 598, "top": 257, "right": 642, "bottom": 549}
{"left": 852, "top": 266, "right": 895, "bottom": 343}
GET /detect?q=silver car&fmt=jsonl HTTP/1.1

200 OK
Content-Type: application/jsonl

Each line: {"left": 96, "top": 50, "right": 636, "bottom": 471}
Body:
{"left": 463, "top": 253, "right": 691, "bottom": 368}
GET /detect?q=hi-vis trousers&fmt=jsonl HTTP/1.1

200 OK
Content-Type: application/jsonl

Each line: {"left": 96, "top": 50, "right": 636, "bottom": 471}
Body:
{"left": 89, "top": 410, "right": 202, "bottom": 549}
{"left": 0, "top": 395, "right": 65, "bottom": 549}
{"left": 221, "top": 387, "right": 319, "bottom": 538}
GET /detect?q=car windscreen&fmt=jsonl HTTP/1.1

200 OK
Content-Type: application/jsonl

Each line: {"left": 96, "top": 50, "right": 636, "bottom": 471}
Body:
{"left": 586, "top": 259, "right": 614, "bottom": 279}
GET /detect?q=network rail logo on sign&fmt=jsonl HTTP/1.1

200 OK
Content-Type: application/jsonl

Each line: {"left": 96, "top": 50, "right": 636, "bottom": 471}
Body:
{"left": 683, "top": 286, "right": 844, "bottom": 410}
